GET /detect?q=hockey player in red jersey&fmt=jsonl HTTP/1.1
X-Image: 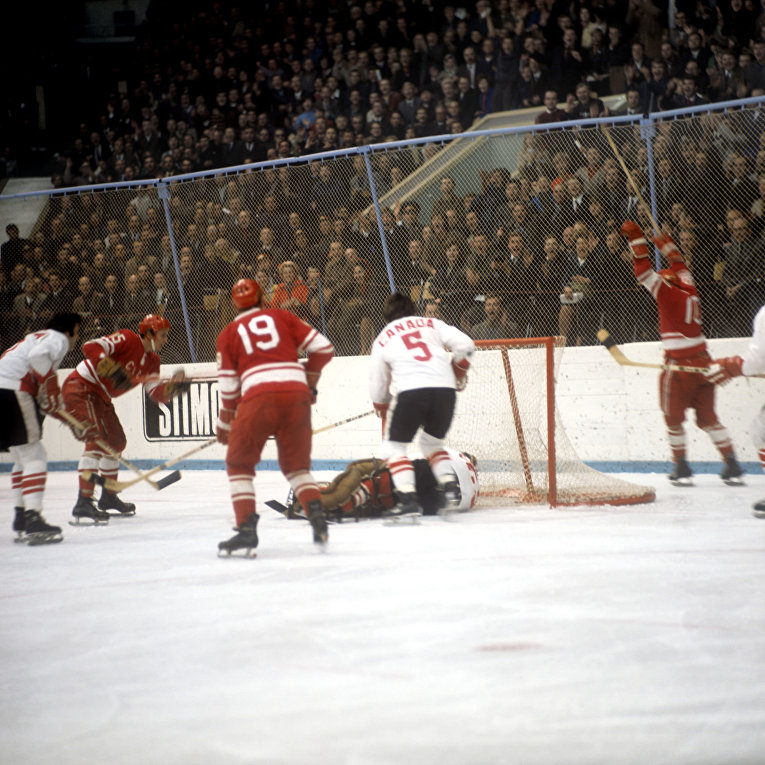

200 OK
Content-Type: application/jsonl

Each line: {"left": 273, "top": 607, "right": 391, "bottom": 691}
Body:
{"left": 0, "top": 313, "right": 81, "bottom": 544}
{"left": 621, "top": 221, "right": 743, "bottom": 486}
{"left": 62, "top": 314, "right": 189, "bottom": 523}
{"left": 216, "top": 278, "right": 334, "bottom": 556}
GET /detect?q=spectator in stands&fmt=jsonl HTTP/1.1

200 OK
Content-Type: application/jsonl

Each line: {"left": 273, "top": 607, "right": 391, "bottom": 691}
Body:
{"left": 469, "top": 291, "right": 516, "bottom": 340}
{"left": 722, "top": 215, "right": 765, "bottom": 337}
{"left": 271, "top": 260, "right": 309, "bottom": 315}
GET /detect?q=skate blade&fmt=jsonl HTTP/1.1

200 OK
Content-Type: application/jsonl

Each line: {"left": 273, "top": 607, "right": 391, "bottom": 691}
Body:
{"left": 752, "top": 506, "right": 765, "bottom": 518}
{"left": 217, "top": 547, "right": 257, "bottom": 558}
{"left": 104, "top": 510, "right": 136, "bottom": 517}
{"left": 722, "top": 477, "right": 745, "bottom": 487}
{"left": 68, "top": 517, "right": 109, "bottom": 526}
{"left": 668, "top": 477, "right": 693, "bottom": 487}
{"left": 383, "top": 513, "right": 422, "bottom": 526}
{"left": 25, "top": 532, "right": 64, "bottom": 546}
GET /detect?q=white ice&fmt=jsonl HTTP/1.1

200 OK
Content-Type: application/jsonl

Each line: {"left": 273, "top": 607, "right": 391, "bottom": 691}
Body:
{"left": 2, "top": 469, "right": 765, "bottom": 765}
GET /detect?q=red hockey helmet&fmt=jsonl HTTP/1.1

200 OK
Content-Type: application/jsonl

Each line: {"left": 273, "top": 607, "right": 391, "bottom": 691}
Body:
{"left": 139, "top": 313, "right": 171, "bottom": 335}
{"left": 232, "top": 278, "right": 262, "bottom": 310}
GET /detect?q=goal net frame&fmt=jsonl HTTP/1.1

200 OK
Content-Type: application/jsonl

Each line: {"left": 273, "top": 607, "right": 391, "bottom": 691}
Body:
{"left": 448, "top": 337, "right": 655, "bottom": 508}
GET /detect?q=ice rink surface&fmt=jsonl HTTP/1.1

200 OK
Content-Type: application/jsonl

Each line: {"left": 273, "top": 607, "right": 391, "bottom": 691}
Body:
{"left": 2, "top": 469, "right": 765, "bottom": 765}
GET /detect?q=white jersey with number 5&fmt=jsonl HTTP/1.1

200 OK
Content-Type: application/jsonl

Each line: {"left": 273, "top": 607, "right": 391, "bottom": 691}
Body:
{"left": 368, "top": 315, "right": 475, "bottom": 404}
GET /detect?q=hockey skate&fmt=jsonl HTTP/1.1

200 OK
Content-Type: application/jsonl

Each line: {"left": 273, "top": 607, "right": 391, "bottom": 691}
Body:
{"left": 720, "top": 456, "right": 744, "bottom": 487}
{"left": 98, "top": 490, "right": 136, "bottom": 516}
{"left": 383, "top": 491, "right": 422, "bottom": 525}
{"left": 70, "top": 493, "right": 110, "bottom": 526}
{"left": 439, "top": 476, "right": 462, "bottom": 518}
{"left": 13, "top": 506, "right": 25, "bottom": 543}
{"left": 20, "top": 510, "right": 63, "bottom": 546}
{"left": 753, "top": 499, "right": 765, "bottom": 519}
{"left": 668, "top": 458, "right": 693, "bottom": 487}
{"left": 218, "top": 513, "right": 259, "bottom": 557}
{"left": 306, "top": 499, "right": 329, "bottom": 546}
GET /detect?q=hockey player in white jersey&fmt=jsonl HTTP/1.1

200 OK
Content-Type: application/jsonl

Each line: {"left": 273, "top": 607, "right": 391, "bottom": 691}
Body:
{"left": 368, "top": 292, "right": 475, "bottom": 518}
{"left": 0, "top": 313, "right": 81, "bottom": 544}
{"left": 706, "top": 304, "right": 765, "bottom": 517}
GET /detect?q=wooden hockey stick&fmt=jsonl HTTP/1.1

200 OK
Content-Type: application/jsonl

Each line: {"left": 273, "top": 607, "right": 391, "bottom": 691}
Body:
{"left": 312, "top": 409, "right": 375, "bottom": 434}
{"left": 598, "top": 330, "right": 711, "bottom": 373}
{"left": 98, "top": 437, "right": 217, "bottom": 493}
{"left": 56, "top": 409, "right": 174, "bottom": 490}
{"left": 601, "top": 125, "right": 661, "bottom": 233}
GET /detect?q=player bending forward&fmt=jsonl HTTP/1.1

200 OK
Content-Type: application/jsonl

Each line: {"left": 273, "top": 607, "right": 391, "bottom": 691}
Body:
{"left": 216, "top": 278, "right": 334, "bottom": 556}
{"left": 0, "top": 313, "right": 81, "bottom": 544}
{"left": 369, "top": 292, "right": 475, "bottom": 517}
{"left": 62, "top": 314, "right": 188, "bottom": 524}
{"left": 621, "top": 221, "right": 743, "bottom": 486}
{"left": 705, "top": 304, "right": 765, "bottom": 516}
{"left": 283, "top": 447, "right": 479, "bottom": 522}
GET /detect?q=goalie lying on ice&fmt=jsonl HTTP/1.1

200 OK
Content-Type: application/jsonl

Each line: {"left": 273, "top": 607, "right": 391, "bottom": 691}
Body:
{"left": 283, "top": 448, "right": 479, "bottom": 521}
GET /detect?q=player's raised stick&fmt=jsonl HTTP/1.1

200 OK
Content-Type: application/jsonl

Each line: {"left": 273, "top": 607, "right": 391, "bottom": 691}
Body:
{"left": 601, "top": 124, "right": 661, "bottom": 233}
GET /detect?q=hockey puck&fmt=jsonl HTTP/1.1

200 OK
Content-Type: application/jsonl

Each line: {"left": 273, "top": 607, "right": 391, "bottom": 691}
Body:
{"left": 156, "top": 470, "right": 182, "bottom": 490}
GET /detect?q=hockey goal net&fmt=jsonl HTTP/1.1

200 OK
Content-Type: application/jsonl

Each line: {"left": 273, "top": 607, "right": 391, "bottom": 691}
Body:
{"left": 446, "top": 337, "right": 655, "bottom": 507}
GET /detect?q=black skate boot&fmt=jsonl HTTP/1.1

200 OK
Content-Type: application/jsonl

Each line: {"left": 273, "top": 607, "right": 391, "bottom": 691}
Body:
{"left": 753, "top": 499, "right": 765, "bottom": 519}
{"left": 721, "top": 455, "right": 744, "bottom": 486}
{"left": 668, "top": 458, "right": 693, "bottom": 486}
{"left": 384, "top": 491, "right": 423, "bottom": 523}
{"left": 70, "top": 492, "right": 110, "bottom": 526}
{"left": 98, "top": 490, "right": 136, "bottom": 516}
{"left": 218, "top": 513, "right": 259, "bottom": 557}
{"left": 13, "top": 506, "right": 25, "bottom": 542}
{"left": 306, "top": 499, "right": 328, "bottom": 546}
{"left": 22, "top": 510, "right": 63, "bottom": 545}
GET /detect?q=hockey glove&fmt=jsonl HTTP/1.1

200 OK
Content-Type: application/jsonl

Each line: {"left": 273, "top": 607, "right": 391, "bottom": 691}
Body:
{"left": 619, "top": 221, "right": 650, "bottom": 259}
{"left": 705, "top": 356, "right": 744, "bottom": 386}
{"left": 452, "top": 358, "right": 470, "bottom": 392}
{"left": 96, "top": 356, "right": 132, "bottom": 391}
{"left": 306, "top": 370, "right": 320, "bottom": 405}
{"left": 216, "top": 407, "right": 236, "bottom": 444}
{"left": 68, "top": 416, "right": 100, "bottom": 443}
{"left": 159, "top": 370, "right": 192, "bottom": 401}
{"left": 37, "top": 374, "right": 62, "bottom": 415}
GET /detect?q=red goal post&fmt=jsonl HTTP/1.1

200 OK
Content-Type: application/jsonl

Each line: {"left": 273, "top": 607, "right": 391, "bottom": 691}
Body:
{"left": 446, "top": 337, "right": 655, "bottom": 507}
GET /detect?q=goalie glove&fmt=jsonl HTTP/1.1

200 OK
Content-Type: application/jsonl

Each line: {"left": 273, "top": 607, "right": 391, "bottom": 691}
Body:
{"left": 96, "top": 356, "right": 132, "bottom": 391}
{"left": 705, "top": 356, "right": 744, "bottom": 386}
{"left": 37, "top": 374, "right": 62, "bottom": 415}
{"left": 619, "top": 221, "right": 650, "bottom": 259}
{"left": 452, "top": 358, "right": 470, "bottom": 392}
{"left": 216, "top": 407, "right": 236, "bottom": 444}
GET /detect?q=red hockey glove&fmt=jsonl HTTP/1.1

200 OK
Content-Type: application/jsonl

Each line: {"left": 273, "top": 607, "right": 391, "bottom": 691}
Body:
{"left": 653, "top": 232, "right": 683, "bottom": 265}
{"left": 620, "top": 221, "right": 649, "bottom": 259}
{"left": 452, "top": 358, "right": 470, "bottom": 392}
{"left": 37, "top": 374, "right": 62, "bottom": 415}
{"left": 216, "top": 407, "right": 236, "bottom": 444}
{"left": 705, "top": 356, "right": 744, "bottom": 386}
{"left": 373, "top": 402, "right": 389, "bottom": 437}
{"left": 306, "top": 370, "right": 320, "bottom": 405}
{"left": 68, "top": 416, "right": 100, "bottom": 443}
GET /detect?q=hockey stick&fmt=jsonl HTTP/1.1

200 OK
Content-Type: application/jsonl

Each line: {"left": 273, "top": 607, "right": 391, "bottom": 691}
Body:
{"left": 312, "top": 409, "right": 375, "bottom": 434}
{"left": 601, "top": 125, "right": 661, "bottom": 233}
{"left": 598, "top": 330, "right": 711, "bottom": 374}
{"left": 97, "top": 437, "right": 217, "bottom": 493}
{"left": 55, "top": 409, "right": 177, "bottom": 491}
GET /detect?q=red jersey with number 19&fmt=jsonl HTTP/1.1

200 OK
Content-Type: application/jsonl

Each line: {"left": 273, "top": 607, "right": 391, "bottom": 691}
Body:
{"left": 216, "top": 306, "right": 334, "bottom": 409}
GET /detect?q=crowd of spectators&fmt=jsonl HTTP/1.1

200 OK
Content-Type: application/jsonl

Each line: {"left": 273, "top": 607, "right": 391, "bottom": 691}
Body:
{"left": 4, "top": 0, "right": 765, "bottom": 359}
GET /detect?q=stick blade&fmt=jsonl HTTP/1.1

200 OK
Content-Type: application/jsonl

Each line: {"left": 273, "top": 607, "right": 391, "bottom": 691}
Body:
{"left": 156, "top": 470, "right": 182, "bottom": 490}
